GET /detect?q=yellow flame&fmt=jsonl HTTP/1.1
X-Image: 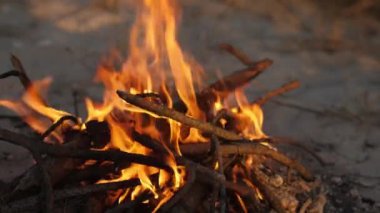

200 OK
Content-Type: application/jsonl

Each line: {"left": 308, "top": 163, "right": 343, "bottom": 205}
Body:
{"left": 234, "top": 90, "right": 266, "bottom": 139}
{"left": 0, "top": 0, "right": 270, "bottom": 209}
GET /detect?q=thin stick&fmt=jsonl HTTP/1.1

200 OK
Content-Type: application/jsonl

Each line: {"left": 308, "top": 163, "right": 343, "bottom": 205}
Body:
{"left": 10, "top": 55, "right": 32, "bottom": 88}
{"left": 219, "top": 43, "right": 253, "bottom": 66}
{"left": 207, "top": 59, "right": 273, "bottom": 93}
{"left": 182, "top": 158, "right": 257, "bottom": 198}
{"left": 40, "top": 115, "right": 79, "bottom": 139}
{"left": 28, "top": 147, "right": 53, "bottom": 213}
{"left": 0, "top": 70, "right": 20, "bottom": 79}
{"left": 173, "top": 59, "right": 273, "bottom": 113}
{"left": 217, "top": 143, "right": 313, "bottom": 180}
{"left": 2, "top": 174, "right": 158, "bottom": 212}
{"left": 2, "top": 132, "right": 92, "bottom": 203}
{"left": 135, "top": 92, "right": 161, "bottom": 99}
{"left": 253, "top": 80, "right": 300, "bottom": 105}
{"left": 211, "top": 111, "right": 227, "bottom": 212}
{"left": 132, "top": 130, "right": 169, "bottom": 155}
{"left": 0, "top": 129, "right": 172, "bottom": 172}
{"left": 117, "top": 91, "right": 244, "bottom": 141}
{"left": 179, "top": 142, "right": 313, "bottom": 181}
{"left": 251, "top": 168, "right": 286, "bottom": 213}
{"left": 159, "top": 165, "right": 196, "bottom": 211}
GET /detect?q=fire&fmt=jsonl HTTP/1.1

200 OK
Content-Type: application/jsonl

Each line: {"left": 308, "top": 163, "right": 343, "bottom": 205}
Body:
{"left": 0, "top": 0, "right": 267, "bottom": 210}
{"left": 0, "top": 78, "right": 71, "bottom": 142}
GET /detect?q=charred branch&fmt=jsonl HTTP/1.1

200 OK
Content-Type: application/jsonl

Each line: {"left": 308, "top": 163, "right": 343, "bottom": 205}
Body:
{"left": 40, "top": 115, "right": 79, "bottom": 140}
{"left": 117, "top": 91, "right": 244, "bottom": 141}
{"left": 9, "top": 55, "right": 32, "bottom": 89}
{"left": 0, "top": 129, "right": 173, "bottom": 173}
{"left": 2, "top": 174, "right": 158, "bottom": 213}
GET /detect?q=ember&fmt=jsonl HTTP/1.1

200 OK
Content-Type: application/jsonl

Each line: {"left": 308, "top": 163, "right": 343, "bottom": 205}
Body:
{"left": 0, "top": 0, "right": 325, "bottom": 212}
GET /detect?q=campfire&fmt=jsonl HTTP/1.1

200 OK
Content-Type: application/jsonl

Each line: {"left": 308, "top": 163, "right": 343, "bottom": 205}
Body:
{"left": 0, "top": 0, "right": 325, "bottom": 212}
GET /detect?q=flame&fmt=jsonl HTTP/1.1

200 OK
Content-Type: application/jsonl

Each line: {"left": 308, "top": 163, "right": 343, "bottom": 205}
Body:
{"left": 0, "top": 78, "right": 71, "bottom": 142}
{"left": 0, "top": 0, "right": 269, "bottom": 210}
{"left": 234, "top": 89, "right": 266, "bottom": 139}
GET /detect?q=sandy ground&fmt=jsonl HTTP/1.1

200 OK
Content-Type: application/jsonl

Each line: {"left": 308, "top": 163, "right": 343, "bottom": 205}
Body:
{"left": 0, "top": 0, "right": 379, "bottom": 208}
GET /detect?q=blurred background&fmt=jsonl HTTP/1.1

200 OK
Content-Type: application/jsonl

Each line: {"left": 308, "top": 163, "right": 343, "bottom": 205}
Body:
{"left": 0, "top": 0, "right": 379, "bottom": 208}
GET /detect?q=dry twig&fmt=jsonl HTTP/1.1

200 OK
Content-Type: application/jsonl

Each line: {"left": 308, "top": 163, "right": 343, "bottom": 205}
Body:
{"left": 251, "top": 168, "right": 286, "bottom": 213}
{"left": 2, "top": 174, "right": 158, "bottom": 212}
{"left": 253, "top": 80, "right": 300, "bottom": 105}
{"left": 40, "top": 115, "right": 79, "bottom": 140}
{"left": 0, "top": 129, "right": 172, "bottom": 172}
{"left": 179, "top": 142, "right": 313, "bottom": 181}
{"left": 117, "top": 91, "right": 244, "bottom": 141}
{"left": 9, "top": 55, "right": 32, "bottom": 88}
{"left": 219, "top": 43, "right": 254, "bottom": 66}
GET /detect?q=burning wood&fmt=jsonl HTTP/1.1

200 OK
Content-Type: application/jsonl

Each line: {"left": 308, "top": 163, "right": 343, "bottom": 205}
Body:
{"left": 0, "top": 0, "right": 325, "bottom": 212}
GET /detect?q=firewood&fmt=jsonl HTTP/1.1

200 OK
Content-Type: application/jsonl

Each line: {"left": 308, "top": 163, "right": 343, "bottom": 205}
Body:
{"left": 9, "top": 55, "right": 32, "bottom": 89}
{"left": 0, "top": 129, "right": 173, "bottom": 173}
{"left": 253, "top": 80, "right": 300, "bottom": 105}
{"left": 219, "top": 43, "right": 254, "bottom": 66}
{"left": 1, "top": 174, "right": 158, "bottom": 212}
{"left": 251, "top": 168, "right": 288, "bottom": 213}
{"left": 204, "top": 59, "right": 273, "bottom": 94}
{"left": 180, "top": 142, "right": 313, "bottom": 181}
{"left": 159, "top": 165, "right": 196, "bottom": 211}
{"left": 210, "top": 112, "right": 228, "bottom": 212}
{"left": 1, "top": 132, "right": 92, "bottom": 203}
{"left": 117, "top": 91, "right": 244, "bottom": 141}
{"left": 173, "top": 58, "right": 273, "bottom": 114}
{"left": 40, "top": 115, "right": 79, "bottom": 140}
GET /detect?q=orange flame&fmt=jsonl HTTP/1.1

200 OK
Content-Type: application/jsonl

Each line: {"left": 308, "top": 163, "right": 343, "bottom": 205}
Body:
{"left": 0, "top": 78, "right": 71, "bottom": 142}
{"left": 0, "top": 0, "right": 268, "bottom": 210}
